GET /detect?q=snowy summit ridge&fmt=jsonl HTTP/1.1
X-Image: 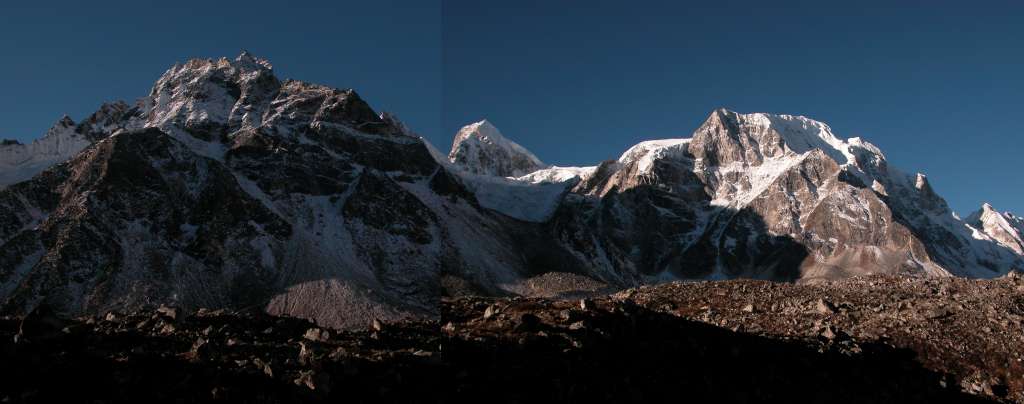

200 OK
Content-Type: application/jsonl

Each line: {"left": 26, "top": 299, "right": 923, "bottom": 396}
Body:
{"left": 446, "top": 108, "right": 1024, "bottom": 280}
{"left": 448, "top": 119, "right": 546, "bottom": 177}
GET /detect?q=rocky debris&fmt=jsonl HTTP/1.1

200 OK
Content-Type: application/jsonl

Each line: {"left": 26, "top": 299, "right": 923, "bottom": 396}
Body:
{"left": 303, "top": 328, "right": 330, "bottom": 342}
{"left": 0, "top": 307, "right": 441, "bottom": 403}
{"left": 156, "top": 305, "right": 179, "bottom": 321}
{"left": 499, "top": 272, "right": 615, "bottom": 299}
{"left": 816, "top": 298, "right": 837, "bottom": 315}
{"left": 621, "top": 275, "right": 1024, "bottom": 403}
{"left": 14, "top": 304, "right": 68, "bottom": 343}
{"left": 1, "top": 274, "right": 1021, "bottom": 403}
{"left": 482, "top": 305, "right": 497, "bottom": 320}
{"left": 441, "top": 283, "right": 996, "bottom": 403}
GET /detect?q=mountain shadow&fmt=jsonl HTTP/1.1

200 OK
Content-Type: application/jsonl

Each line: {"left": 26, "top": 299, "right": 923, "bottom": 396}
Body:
{"left": 441, "top": 299, "right": 991, "bottom": 404}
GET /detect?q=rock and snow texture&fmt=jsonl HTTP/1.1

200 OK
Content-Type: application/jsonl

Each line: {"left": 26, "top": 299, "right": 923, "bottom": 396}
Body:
{"left": 0, "top": 53, "right": 551, "bottom": 329}
{"left": 448, "top": 120, "right": 546, "bottom": 177}
{"left": 0, "top": 117, "right": 91, "bottom": 186}
{"left": 967, "top": 203, "right": 1024, "bottom": 255}
{"left": 445, "top": 108, "right": 1022, "bottom": 284}
{"left": 2, "top": 54, "right": 1022, "bottom": 330}
{"left": 442, "top": 120, "right": 587, "bottom": 222}
{"left": 0, "top": 101, "right": 140, "bottom": 187}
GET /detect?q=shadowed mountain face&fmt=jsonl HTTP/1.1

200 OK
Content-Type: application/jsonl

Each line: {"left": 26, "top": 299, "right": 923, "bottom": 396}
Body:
{"left": 1, "top": 53, "right": 1022, "bottom": 330}
{"left": 0, "top": 53, "right": 548, "bottom": 329}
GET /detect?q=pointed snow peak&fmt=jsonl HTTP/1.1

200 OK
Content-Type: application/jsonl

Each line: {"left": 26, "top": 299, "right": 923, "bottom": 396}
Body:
{"left": 44, "top": 115, "right": 77, "bottom": 138}
{"left": 690, "top": 108, "right": 858, "bottom": 167}
{"left": 448, "top": 119, "right": 546, "bottom": 177}
{"left": 970, "top": 203, "right": 1021, "bottom": 225}
{"left": 234, "top": 50, "right": 273, "bottom": 70}
{"left": 143, "top": 53, "right": 283, "bottom": 135}
{"left": 914, "top": 173, "right": 931, "bottom": 191}
{"left": 967, "top": 202, "right": 1024, "bottom": 255}
{"left": 454, "top": 119, "right": 500, "bottom": 143}
{"left": 237, "top": 49, "right": 255, "bottom": 61}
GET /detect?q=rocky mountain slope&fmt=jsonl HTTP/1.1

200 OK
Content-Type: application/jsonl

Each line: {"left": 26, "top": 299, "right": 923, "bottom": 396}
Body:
{"left": 1, "top": 52, "right": 1021, "bottom": 331}
{"left": 449, "top": 110, "right": 1023, "bottom": 289}
{"left": 0, "top": 53, "right": 553, "bottom": 329}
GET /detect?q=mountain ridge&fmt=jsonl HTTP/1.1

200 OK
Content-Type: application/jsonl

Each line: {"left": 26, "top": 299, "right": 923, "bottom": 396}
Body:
{"left": 1, "top": 53, "right": 1020, "bottom": 330}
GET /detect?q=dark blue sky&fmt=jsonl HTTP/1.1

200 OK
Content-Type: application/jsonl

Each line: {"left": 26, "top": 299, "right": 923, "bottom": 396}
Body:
{"left": 442, "top": 0, "right": 1024, "bottom": 216}
{"left": 0, "top": 0, "right": 439, "bottom": 142}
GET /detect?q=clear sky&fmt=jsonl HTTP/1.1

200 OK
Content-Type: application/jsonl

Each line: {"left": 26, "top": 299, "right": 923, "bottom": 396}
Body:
{"left": 442, "top": 0, "right": 1024, "bottom": 216}
{"left": 0, "top": 0, "right": 440, "bottom": 142}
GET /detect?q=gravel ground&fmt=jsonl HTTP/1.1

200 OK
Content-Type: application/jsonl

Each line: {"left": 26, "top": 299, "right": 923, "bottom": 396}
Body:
{"left": 1, "top": 273, "right": 1020, "bottom": 403}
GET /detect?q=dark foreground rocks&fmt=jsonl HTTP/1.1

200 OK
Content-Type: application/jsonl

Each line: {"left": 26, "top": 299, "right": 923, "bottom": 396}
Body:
{"left": 1, "top": 274, "right": 1022, "bottom": 403}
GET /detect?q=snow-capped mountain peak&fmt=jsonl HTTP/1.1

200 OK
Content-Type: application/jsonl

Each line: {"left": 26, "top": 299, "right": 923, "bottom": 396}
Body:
{"left": 0, "top": 114, "right": 93, "bottom": 186}
{"left": 50, "top": 115, "right": 76, "bottom": 134}
{"left": 690, "top": 109, "right": 880, "bottom": 169}
{"left": 967, "top": 203, "right": 1024, "bottom": 255}
{"left": 448, "top": 119, "right": 546, "bottom": 177}
{"left": 234, "top": 49, "right": 274, "bottom": 70}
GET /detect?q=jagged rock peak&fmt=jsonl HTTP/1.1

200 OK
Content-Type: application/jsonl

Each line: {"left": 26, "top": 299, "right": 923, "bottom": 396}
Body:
{"left": 379, "top": 111, "right": 416, "bottom": 137}
{"left": 690, "top": 108, "right": 868, "bottom": 167}
{"left": 0, "top": 112, "right": 93, "bottom": 185}
{"left": 966, "top": 203, "right": 1024, "bottom": 255}
{"left": 53, "top": 115, "right": 75, "bottom": 129}
{"left": 914, "top": 173, "right": 930, "bottom": 191}
{"left": 234, "top": 50, "right": 273, "bottom": 70}
{"left": 37, "top": 115, "right": 78, "bottom": 142}
{"left": 448, "top": 119, "right": 546, "bottom": 177}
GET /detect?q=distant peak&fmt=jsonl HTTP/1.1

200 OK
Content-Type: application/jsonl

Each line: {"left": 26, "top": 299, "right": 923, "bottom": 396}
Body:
{"left": 46, "top": 115, "right": 76, "bottom": 135}
{"left": 469, "top": 118, "right": 497, "bottom": 131}
{"left": 454, "top": 119, "right": 503, "bottom": 144}
{"left": 235, "top": 50, "right": 273, "bottom": 70}
{"left": 448, "top": 119, "right": 546, "bottom": 177}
